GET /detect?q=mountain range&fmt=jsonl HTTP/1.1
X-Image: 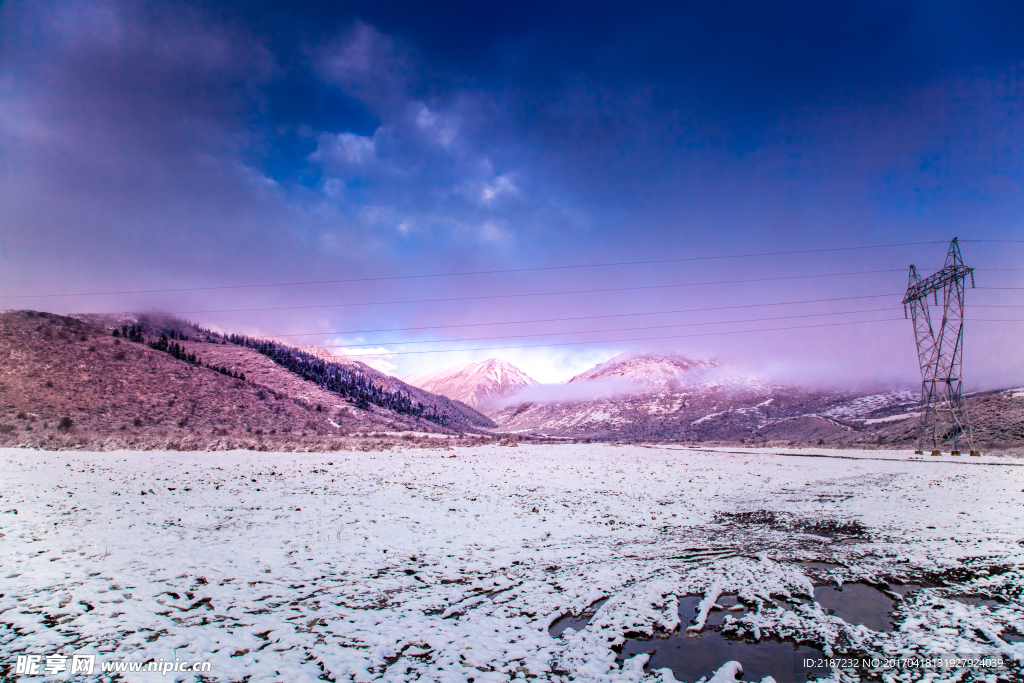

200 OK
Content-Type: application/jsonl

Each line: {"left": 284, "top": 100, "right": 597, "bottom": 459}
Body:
{"left": 2, "top": 310, "right": 1020, "bottom": 451}
{"left": 401, "top": 349, "right": 1024, "bottom": 449}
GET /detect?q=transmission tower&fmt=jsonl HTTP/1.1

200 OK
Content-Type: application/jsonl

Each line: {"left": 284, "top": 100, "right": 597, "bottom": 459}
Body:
{"left": 903, "top": 238, "right": 977, "bottom": 454}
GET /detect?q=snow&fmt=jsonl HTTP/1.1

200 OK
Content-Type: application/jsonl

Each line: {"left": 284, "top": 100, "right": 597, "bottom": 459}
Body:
{"left": 404, "top": 359, "right": 537, "bottom": 410}
{"left": 645, "top": 394, "right": 686, "bottom": 416}
{"left": 2, "top": 444, "right": 1023, "bottom": 682}
{"left": 687, "top": 582, "right": 724, "bottom": 632}
{"left": 821, "top": 390, "right": 919, "bottom": 421}
{"left": 690, "top": 399, "right": 774, "bottom": 426}
{"left": 863, "top": 412, "right": 920, "bottom": 425}
{"left": 568, "top": 351, "right": 717, "bottom": 393}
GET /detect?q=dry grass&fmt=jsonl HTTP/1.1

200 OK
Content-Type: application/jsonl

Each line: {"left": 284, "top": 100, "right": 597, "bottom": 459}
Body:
{"left": 0, "top": 311, "right": 462, "bottom": 451}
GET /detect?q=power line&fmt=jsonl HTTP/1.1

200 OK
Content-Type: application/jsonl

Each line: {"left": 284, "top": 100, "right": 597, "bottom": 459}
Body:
{"left": 174, "top": 268, "right": 1021, "bottom": 316}
{"left": 172, "top": 270, "right": 908, "bottom": 315}
{"left": 331, "top": 317, "right": 908, "bottom": 356}
{"left": 327, "top": 316, "right": 1024, "bottom": 358}
{"left": 313, "top": 306, "right": 901, "bottom": 349}
{"left": 269, "top": 293, "right": 910, "bottom": 337}
{"left": 0, "top": 240, "right": 951, "bottom": 300}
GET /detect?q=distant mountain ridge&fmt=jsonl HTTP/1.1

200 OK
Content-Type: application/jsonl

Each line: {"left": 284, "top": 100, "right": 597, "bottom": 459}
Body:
{"left": 404, "top": 359, "right": 537, "bottom": 411}
{"left": 9, "top": 312, "right": 1019, "bottom": 450}
{"left": 568, "top": 349, "right": 723, "bottom": 391}
{"left": 488, "top": 348, "right": 999, "bottom": 447}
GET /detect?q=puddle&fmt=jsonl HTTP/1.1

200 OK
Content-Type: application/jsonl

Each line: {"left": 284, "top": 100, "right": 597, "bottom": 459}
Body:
{"left": 814, "top": 583, "right": 894, "bottom": 631}
{"left": 833, "top": 538, "right": 863, "bottom": 546}
{"left": 706, "top": 594, "right": 747, "bottom": 627}
{"left": 616, "top": 596, "right": 824, "bottom": 682}
{"left": 800, "top": 562, "right": 842, "bottom": 570}
{"left": 619, "top": 630, "right": 824, "bottom": 683}
{"left": 770, "top": 594, "right": 812, "bottom": 610}
{"left": 549, "top": 598, "right": 608, "bottom": 637}
{"left": 949, "top": 595, "right": 1003, "bottom": 609}
{"left": 888, "top": 583, "right": 925, "bottom": 598}
{"left": 1003, "top": 633, "right": 1024, "bottom": 643}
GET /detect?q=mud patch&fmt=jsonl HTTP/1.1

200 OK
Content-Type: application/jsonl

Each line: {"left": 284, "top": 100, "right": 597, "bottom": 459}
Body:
{"left": 715, "top": 510, "right": 867, "bottom": 538}
{"left": 799, "top": 561, "right": 842, "bottom": 570}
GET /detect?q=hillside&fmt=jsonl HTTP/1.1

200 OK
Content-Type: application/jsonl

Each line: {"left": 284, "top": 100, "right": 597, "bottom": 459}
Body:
{"left": 404, "top": 358, "right": 537, "bottom": 411}
{"left": 0, "top": 311, "right": 488, "bottom": 451}
{"left": 82, "top": 313, "right": 494, "bottom": 431}
{"left": 490, "top": 350, "right": 1024, "bottom": 450}
{"left": 5, "top": 313, "right": 1019, "bottom": 451}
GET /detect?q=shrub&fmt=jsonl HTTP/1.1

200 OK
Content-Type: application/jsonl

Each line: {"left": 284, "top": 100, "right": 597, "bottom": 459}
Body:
{"left": 0, "top": 424, "right": 15, "bottom": 434}
{"left": 57, "top": 417, "right": 73, "bottom": 432}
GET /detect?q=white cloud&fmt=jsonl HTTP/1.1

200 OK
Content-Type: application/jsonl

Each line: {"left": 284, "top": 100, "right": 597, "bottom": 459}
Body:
{"left": 333, "top": 346, "right": 398, "bottom": 375}
{"left": 310, "top": 131, "right": 376, "bottom": 166}
{"left": 481, "top": 175, "right": 517, "bottom": 203}
{"left": 413, "top": 102, "right": 457, "bottom": 146}
{"left": 322, "top": 178, "right": 343, "bottom": 197}
{"left": 479, "top": 221, "right": 510, "bottom": 243}
{"left": 389, "top": 347, "right": 622, "bottom": 386}
{"left": 504, "top": 376, "right": 645, "bottom": 404}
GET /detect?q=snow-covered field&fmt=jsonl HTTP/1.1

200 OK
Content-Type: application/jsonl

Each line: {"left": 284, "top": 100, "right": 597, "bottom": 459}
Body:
{"left": 2, "top": 444, "right": 1023, "bottom": 682}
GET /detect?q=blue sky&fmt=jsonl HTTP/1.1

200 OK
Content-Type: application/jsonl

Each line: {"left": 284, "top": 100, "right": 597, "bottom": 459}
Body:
{"left": 1, "top": 1, "right": 1022, "bottom": 385}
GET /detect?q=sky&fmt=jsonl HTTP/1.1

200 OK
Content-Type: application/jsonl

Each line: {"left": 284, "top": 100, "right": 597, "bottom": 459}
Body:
{"left": 1, "top": 0, "right": 1023, "bottom": 387}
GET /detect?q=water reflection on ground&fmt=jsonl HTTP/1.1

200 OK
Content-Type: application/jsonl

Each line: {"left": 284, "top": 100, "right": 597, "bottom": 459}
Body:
{"left": 814, "top": 583, "right": 894, "bottom": 631}
{"left": 619, "top": 630, "right": 824, "bottom": 683}
{"left": 616, "top": 595, "right": 824, "bottom": 683}
{"left": 554, "top": 579, "right": 985, "bottom": 681}
{"left": 548, "top": 597, "right": 609, "bottom": 637}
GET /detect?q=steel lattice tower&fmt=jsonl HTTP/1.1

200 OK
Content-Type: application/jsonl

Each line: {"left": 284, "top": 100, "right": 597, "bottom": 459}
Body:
{"left": 903, "top": 238, "right": 976, "bottom": 453}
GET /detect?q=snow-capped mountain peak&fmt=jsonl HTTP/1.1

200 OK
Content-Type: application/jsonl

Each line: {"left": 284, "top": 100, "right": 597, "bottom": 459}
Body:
{"left": 404, "top": 358, "right": 537, "bottom": 412}
{"left": 569, "top": 349, "right": 719, "bottom": 391}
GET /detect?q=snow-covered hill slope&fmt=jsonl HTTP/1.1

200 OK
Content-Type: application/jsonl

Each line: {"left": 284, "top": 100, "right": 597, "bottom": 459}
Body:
{"left": 489, "top": 349, "right": 954, "bottom": 446}
{"left": 568, "top": 348, "right": 723, "bottom": 390}
{"left": 404, "top": 358, "right": 537, "bottom": 411}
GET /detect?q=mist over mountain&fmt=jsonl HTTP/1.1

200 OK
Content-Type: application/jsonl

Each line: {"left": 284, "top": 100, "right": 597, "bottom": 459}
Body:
{"left": 484, "top": 349, "right": 1023, "bottom": 448}
{"left": 404, "top": 358, "right": 537, "bottom": 411}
